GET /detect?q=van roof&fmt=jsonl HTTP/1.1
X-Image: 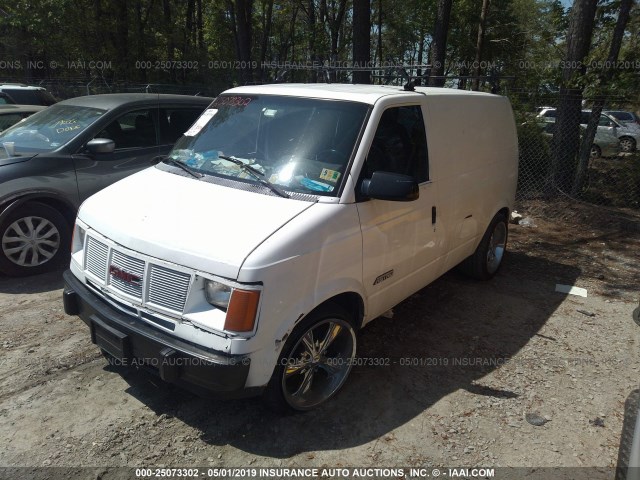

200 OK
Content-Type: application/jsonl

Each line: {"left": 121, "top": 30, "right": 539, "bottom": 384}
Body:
{"left": 225, "top": 83, "right": 499, "bottom": 105}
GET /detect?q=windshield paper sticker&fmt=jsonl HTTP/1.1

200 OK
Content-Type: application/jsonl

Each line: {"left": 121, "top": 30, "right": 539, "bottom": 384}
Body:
{"left": 319, "top": 168, "right": 341, "bottom": 183}
{"left": 184, "top": 109, "right": 218, "bottom": 137}
{"left": 300, "top": 177, "right": 334, "bottom": 192}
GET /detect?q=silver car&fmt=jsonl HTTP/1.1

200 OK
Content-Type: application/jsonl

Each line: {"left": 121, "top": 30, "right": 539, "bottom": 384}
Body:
{"left": 540, "top": 119, "right": 620, "bottom": 158}
{"left": 538, "top": 107, "right": 639, "bottom": 152}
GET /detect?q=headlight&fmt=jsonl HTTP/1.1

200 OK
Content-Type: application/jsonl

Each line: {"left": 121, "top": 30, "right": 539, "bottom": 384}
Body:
{"left": 71, "top": 223, "right": 86, "bottom": 254}
{"left": 204, "top": 279, "right": 260, "bottom": 333}
{"left": 204, "top": 280, "right": 232, "bottom": 309}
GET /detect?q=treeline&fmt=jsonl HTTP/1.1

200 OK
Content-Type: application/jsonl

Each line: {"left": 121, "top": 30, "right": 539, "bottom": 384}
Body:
{"left": 0, "top": 0, "right": 637, "bottom": 102}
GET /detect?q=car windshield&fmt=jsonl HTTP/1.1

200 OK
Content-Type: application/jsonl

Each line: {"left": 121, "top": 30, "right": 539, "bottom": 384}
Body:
{"left": 0, "top": 104, "right": 106, "bottom": 154}
{"left": 168, "top": 94, "right": 369, "bottom": 196}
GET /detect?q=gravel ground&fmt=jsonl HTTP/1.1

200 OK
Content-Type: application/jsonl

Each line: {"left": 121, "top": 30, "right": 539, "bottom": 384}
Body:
{"left": 0, "top": 205, "right": 638, "bottom": 477}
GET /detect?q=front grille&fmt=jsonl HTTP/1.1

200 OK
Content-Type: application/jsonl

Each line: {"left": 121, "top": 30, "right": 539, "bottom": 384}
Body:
{"left": 148, "top": 264, "right": 191, "bottom": 312}
{"left": 85, "top": 237, "right": 108, "bottom": 281}
{"left": 109, "top": 250, "right": 144, "bottom": 298}
{"left": 83, "top": 235, "right": 192, "bottom": 314}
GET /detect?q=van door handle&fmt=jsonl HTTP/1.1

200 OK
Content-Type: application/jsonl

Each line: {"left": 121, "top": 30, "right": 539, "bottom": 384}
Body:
{"left": 432, "top": 206, "right": 436, "bottom": 224}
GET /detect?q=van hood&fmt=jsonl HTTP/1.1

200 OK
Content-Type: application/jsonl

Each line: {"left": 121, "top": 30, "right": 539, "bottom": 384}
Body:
{"left": 78, "top": 167, "right": 315, "bottom": 279}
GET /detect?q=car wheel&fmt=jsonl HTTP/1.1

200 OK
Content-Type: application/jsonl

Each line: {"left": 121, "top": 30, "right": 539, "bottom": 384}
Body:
{"left": 264, "top": 303, "right": 357, "bottom": 412}
{"left": 619, "top": 136, "right": 636, "bottom": 153}
{"left": 0, "top": 202, "right": 70, "bottom": 276}
{"left": 458, "top": 212, "right": 508, "bottom": 280}
{"left": 590, "top": 145, "right": 602, "bottom": 159}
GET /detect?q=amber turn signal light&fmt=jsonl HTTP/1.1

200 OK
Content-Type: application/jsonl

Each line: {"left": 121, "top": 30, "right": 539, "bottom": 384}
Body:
{"left": 224, "top": 289, "right": 260, "bottom": 332}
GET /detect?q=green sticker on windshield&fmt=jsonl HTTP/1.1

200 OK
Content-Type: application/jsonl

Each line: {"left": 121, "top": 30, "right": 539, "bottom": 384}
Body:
{"left": 320, "top": 168, "right": 341, "bottom": 183}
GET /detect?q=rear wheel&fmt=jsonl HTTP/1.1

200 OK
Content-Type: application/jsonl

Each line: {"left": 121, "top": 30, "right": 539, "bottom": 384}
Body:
{"left": 264, "top": 303, "right": 357, "bottom": 412}
{"left": 0, "top": 202, "right": 70, "bottom": 276}
{"left": 590, "top": 144, "right": 602, "bottom": 159}
{"left": 458, "top": 212, "right": 508, "bottom": 280}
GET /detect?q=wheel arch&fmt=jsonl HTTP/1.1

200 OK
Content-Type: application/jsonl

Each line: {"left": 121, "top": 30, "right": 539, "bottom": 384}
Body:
{"left": 0, "top": 191, "right": 77, "bottom": 228}
{"left": 316, "top": 291, "right": 365, "bottom": 330}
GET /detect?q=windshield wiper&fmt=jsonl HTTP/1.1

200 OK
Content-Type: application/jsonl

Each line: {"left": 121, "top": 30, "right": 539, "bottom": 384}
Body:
{"left": 218, "top": 154, "right": 290, "bottom": 198}
{"left": 161, "top": 157, "right": 203, "bottom": 179}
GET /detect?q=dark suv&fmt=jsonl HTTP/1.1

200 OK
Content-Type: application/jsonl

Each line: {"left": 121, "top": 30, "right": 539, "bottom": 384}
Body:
{"left": 0, "top": 93, "right": 213, "bottom": 276}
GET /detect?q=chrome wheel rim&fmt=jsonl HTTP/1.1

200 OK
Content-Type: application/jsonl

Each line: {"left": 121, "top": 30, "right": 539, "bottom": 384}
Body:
{"left": 2, "top": 216, "right": 60, "bottom": 267}
{"left": 590, "top": 146, "right": 600, "bottom": 158}
{"left": 486, "top": 221, "right": 507, "bottom": 274}
{"left": 281, "top": 318, "right": 356, "bottom": 410}
{"left": 620, "top": 138, "right": 635, "bottom": 152}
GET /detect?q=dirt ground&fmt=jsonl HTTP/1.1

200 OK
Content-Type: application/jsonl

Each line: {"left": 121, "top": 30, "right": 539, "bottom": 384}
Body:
{"left": 0, "top": 200, "right": 639, "bottom": 477}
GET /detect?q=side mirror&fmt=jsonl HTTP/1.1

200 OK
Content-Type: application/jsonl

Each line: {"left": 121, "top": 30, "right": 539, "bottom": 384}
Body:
{"left": 361, "top": 171, "right": 419, "bottom": 201}
{"left": 86, "top": 138, "right": 115, "bottom": 154}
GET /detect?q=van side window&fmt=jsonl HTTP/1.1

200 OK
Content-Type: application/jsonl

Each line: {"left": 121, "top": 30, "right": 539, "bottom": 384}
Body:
{"left": 363, "top": 105, "right": 429, "bottom": 183}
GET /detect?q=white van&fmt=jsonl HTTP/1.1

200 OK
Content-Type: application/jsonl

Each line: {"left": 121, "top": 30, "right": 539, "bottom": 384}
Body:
{"left": 63, "top": 84, "right": 518, "bottom": 411}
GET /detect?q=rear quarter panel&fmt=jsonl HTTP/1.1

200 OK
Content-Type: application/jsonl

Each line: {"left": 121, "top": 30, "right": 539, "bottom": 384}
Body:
{"left": 424, "top": 94, "right": 517, "bottom": 272}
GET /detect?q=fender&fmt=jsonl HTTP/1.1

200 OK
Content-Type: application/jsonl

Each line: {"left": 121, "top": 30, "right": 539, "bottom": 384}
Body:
{"left": 0, "top": 189, "right": 78, "bottom": 225}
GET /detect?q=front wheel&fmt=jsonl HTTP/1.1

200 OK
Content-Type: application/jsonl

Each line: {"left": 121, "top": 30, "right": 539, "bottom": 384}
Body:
{"left": 263, "top": 303, "right": 357, "bottom": 412}
{"left": 0, "top": 202, "right": 70, "bottom": 276}
{"left": 619, "top": 136, "right": 636, "bottom": 153}
{"left": 458, "top": 212, "right": 508, "bottom": 280}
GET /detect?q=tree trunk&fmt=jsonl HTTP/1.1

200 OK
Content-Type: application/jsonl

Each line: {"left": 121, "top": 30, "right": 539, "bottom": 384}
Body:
{"left": 114, "top": 0, "right": 129, "bottom": 79}
{"left": 186, "top": 0, "right": 195, "bottom": 58}
{"left": 197, "top": 0, "right": 204, "bottom": 51}
{"left": 227, "top": 0, "right": 254, "bottom": 84}
{"left": 472, "top": 0, "right": 490, "bottom": 91}
{"left": 259, "top": 0, "right": 274, "bottom": 82}
{"left": 572, "top": 0, "right": 633, "bottom": 195}
{"left": 428, "top": 0, "right": 453, "bottom": 87}
{"left": 551, "top": 0, "right": 598, "bottom": 195}
{"left": 329, "top": 0, "right": 348, "bottom": 82}
{"left": 377, "top": 0, "right": 382, "bottom": 69}
{"left": 352, "top": 0, "right": 371, "bottom": 84}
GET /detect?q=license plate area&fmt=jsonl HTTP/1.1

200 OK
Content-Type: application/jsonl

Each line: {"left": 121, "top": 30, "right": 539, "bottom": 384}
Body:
{"left": 90, "top": 315, "right": 131, "bottom": 365}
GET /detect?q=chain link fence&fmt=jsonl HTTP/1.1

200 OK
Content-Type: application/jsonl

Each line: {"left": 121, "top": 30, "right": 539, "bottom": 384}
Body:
{"left": 2, "top": 77, "right": 639, "bottom": 228}
{"left": 508, "top": 92, "right": 640, "bottom": 229}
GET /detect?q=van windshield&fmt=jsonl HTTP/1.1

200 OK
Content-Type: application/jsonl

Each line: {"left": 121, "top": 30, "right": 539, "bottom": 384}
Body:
{"left": 168, "top": 94, "right": 369, "bottom": 196}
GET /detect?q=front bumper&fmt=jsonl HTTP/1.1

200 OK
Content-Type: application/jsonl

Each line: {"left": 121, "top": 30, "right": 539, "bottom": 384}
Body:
{"left": 63, "top": 269, "right": 256, "bottom": 399}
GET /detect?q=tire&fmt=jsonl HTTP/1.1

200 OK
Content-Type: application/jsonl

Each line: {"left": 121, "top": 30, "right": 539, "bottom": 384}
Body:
{"left": 458, "top": 212, "right": 508, "bottom": 281}
{"left": 615, "top": 389, "right": 640, "bottom": 479}
{"left": 619, "top": 136, "right": 636, "bottom": 153}
{"left": 0, "top": 202, "right": 70, "bottom": 276}
{"left": 263, "top": 303, "right": 357, "bottom": 412}
{"left": 590, "top": 144, "right": 602, "bottom": 159}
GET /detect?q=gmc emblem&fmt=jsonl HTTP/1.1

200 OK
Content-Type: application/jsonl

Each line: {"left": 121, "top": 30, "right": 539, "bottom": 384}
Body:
{"left": 109, "top": 265, "right": 142, "bottom": 286}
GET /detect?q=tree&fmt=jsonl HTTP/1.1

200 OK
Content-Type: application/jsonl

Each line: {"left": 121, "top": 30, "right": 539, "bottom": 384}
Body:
{"left": 551, "top": 0, "right": 598, "bottom": 194}
{"left": 471, "top": 0, "right": 490, "bottom": 91}
{"left": 226, "top": 0, "right": 254, "bottom": 84}
{"left": 352, "top": 0, "right": 371, "bottom": 84}
{"left": 429, "top": 0, "right": 453, "bottom": 87}
{"left": 573, "top": 0, "right": 634, "bottom": 195}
